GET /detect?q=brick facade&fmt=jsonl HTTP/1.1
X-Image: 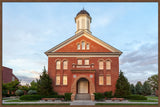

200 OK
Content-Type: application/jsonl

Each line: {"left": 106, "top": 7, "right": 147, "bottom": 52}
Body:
{"left": 45, "top": 9, "right": 122, "bottom": 100}
{"left": 2, "top": 66, "right": 19, "bottom": 83}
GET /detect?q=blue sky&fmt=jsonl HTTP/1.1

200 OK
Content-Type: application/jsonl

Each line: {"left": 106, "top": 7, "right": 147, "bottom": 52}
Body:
{"left": 3, "top": 2, "right": 158, "bottom": 85}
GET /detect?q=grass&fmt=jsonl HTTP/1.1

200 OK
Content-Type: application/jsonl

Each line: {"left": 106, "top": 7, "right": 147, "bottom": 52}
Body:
{"left": 3, "top": 103, "right": 70, "bottom": 105}
{"left": 6, "top": 99, "right": 39, "bottom": 102}
{"left": 146, "top": 96, "right": 158, "bottom": 99}
{"left": 128, "top": 100, "right": 158, "bottom": 102}
{"left": 95, "top": 103, "right": 158, "bottom": 105}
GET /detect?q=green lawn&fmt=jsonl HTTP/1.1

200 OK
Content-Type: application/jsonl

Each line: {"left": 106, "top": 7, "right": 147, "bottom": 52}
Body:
{"left": 146, "top": 96, "right": 158, "bottom": 100}
{"left": 96, "top": 103, "right": 158, "bottom": 105}
{"left": 6, "top": 99, "right": 40, "bottom": 102}
{"left": 128, "top": 100, "right": 158, "bottom": 102}
{"left": 3, "top": 103, "right": 70, "bottom": 105}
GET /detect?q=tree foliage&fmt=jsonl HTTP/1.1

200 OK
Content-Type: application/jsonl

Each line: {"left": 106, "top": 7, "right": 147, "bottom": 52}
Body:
{"left": 147, "top": 74, "right": 158, "bottom": 91}
{"left": 130, "top": 84, "right": 136, "bottom": 94}
{"left": 142, "top": 81, "right": 152, "bottom": 96}
{"left": 135, "top": 81, "right": 143, "bottom": 95}
{"left": 29, "top": 80, "right": 38, "bottom": 90}
{"left": 114, "top": 71, "right": 131, "bottom": 97}
{"left": 37, "top": 67, "right": 53, "bottom": 96}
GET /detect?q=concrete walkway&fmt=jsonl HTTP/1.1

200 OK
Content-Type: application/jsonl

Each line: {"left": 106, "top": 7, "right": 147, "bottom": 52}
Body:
{"left": 71, "top": 100, "right": 95, "bottom": 105}
{"left": 2, "top": 99, "right": 158, "bottom": 105}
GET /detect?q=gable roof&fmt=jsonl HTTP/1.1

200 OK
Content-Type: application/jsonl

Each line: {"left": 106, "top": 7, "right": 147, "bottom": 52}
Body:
{"left": 45, "top": 31, "right": 122, "bottom": 55}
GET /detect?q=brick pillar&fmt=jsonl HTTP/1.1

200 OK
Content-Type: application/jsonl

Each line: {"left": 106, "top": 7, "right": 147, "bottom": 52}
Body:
{"left": 90, "top": 94, "right": 95, "bottom": 101}
{"left": 71, "top": 94, "right": 75, "bottom": 101}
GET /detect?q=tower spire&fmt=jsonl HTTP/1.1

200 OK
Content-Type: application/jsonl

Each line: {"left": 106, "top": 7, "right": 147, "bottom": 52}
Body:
{"left": 75, "top": 9, "right": 92, "bottom": 34}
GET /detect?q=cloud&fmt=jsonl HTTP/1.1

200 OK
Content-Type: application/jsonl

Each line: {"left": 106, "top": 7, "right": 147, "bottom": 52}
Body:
{"left": 120, "top": 42, "right": 158, "bottom": 84}
{"left": 17, "top": 75, "right": 36, "bottom": 85}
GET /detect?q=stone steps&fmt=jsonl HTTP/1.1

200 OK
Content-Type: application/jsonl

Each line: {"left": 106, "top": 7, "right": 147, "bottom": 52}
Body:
{"left": 75, "top": 93, "right": 91, "bottom": 100}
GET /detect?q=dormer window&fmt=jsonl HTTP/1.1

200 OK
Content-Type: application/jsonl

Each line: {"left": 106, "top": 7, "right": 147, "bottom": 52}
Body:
{"left": 82, "top": 41, "right": 85, "bottom": 50}
{"left": 77, "top": 43, "right": 80, "bottom": 50}
{"left": 86, "top": 43, "right": 89, "bottom": 50}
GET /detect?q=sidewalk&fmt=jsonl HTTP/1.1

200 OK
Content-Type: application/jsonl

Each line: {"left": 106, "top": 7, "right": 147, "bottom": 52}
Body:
{"left": 2, "top": 99, "right": 158, "bottom": 105}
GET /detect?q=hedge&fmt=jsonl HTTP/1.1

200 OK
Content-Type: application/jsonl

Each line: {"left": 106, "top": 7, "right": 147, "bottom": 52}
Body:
{"left": 104, "top": 91, "right": 112, "bottom": 98}
{"left": 64, "top": 93, "right": 72, "bottom": 101}
{"left": 20, "top": 95, "right": 42, "bottom": 100}
{"left": 126, "top": 95, "right": 147, "bottom": 100}
{"left": 94, "top": 93, "right": 105, "bottom": 101}
{"left": 20, "top": 94, "right": 65, "bottom": 100}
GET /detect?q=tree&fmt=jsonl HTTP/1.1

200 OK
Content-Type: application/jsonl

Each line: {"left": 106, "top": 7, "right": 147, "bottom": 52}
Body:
{"left": 18, "top": 84, "right": 30, "bottom": 95}
{"left": 135, "top": 81, "right": 143, "bottom": 95}
{"left": 130, "top": 84, "right": 136, "bottom": 94}
{"left": 6, "top": 80, "right": 20, "bottom": 95}
{"left": 29, "top": 80, "right": 38, "bottom": 90}
{"left": 37, "top": 66, "right": 53, "bottom": 96}
{"left": 142, "top": 81, "right": 152, "bottom": 96}
{"left": 114, "top": 71, "right": 131, "bottom": 97}
{"left": 147, "top": 74, "right": 158, "bottom": 92}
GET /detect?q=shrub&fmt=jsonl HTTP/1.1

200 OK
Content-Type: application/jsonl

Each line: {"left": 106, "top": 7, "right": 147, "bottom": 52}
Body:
{"left": 20, "top": 95, "right": 42, "bottom": 100}
{"left": 64, "top": 93, "right": 72, "bottom": 101}
{"left": 126, "top": 95, "right": 147, "bottom": 100}
{"left": 27, "top": 90, "right": 37, "bottom": 95}
{"left": 2, "top": 90, "right": 8, "bottom": 97}
{"left": 43, "top": 95, "right": 64, "bottom": 98}
{"left": 94, "top": 93, "right": 105, "bottom": 101}
{"left": 15, "top": 89, "right": 24, "bottom": 96}
{"left": 104, "top": 91, "right": 112, "bottom": 98}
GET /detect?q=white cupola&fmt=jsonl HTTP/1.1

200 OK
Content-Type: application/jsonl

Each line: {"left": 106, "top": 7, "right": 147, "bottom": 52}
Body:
{"left": 75, "top": 9, "right": 92, "bottom": 34}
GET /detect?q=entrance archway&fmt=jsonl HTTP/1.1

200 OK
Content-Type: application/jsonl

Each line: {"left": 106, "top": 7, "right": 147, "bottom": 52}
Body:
{"left": 77, "top": 78, "right": 89, "bottom": 93}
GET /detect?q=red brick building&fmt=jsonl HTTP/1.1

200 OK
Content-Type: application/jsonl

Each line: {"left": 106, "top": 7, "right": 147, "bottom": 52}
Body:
{"left": 2, "top": 66, "right": 19, "bottom": 83}
{"left": 45, "top": 9, "right": 122, "bottom": 100}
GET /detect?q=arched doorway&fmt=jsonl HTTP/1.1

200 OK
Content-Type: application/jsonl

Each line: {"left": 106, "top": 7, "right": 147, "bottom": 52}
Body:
{"left": 77, "top": 78, "right": 89, "bottom": 93}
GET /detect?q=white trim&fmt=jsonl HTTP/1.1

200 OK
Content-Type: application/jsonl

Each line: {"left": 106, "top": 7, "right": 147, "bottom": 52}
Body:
{"left": 48, "top": 55, "right": 119, "bottom": 57}
{"left": 50, "top": 32, "right": 121, "bottom": 53}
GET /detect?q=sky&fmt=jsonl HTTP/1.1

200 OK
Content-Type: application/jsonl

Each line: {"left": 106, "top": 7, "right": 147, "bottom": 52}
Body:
{"left": 3, "top": 2, "right": 158, "bottom": 85}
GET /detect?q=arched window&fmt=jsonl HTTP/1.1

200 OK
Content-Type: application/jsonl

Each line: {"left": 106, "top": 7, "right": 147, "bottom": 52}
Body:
{"left": 82, "top": 18, "right": 85, "bottom": 29}
{"left": 77, "top": 20, "right": 79, "bottom": 30}
{"left": 86, "top": 43, "right": 89, "bottom": 50}
{"left": 82, "top": 41, "right": 85, "bottom": 50}
{"left": 77, "top": 43, "right": 80, "bottom": 50}
{"left": 56, "top": 60, "right": 61, "bottom": 70}
{"left": 106, "top": 60, "right": 111, "bottom": 70}
{"left": 63, "top": 60, "right": 68, "bottom": 70}
{"left": 99, "top": 60, "right": 103, "bottom": 70}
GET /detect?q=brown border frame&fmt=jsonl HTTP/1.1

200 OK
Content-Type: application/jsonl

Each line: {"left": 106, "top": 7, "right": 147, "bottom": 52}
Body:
{"left": 0, "top": 1, "right": 159, "bottom": 107}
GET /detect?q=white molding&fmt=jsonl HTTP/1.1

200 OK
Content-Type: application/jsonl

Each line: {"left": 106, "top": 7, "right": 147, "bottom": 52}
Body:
{"left": 48, "top": 54, "right": 119, "bottom": 57}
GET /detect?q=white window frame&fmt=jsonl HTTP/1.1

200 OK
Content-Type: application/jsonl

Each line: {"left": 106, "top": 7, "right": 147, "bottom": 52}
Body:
{"left": 63, "top": 60, "right": 68, "bottom": 70}
{"left": 63, "top": 75, "right": 67, "bottom": 85}
{"left": 77, "top": 43, "right": 80, "bottom": 50}
{"left": 99, "top": 75, "right": 104, "bottom": 85}
{"left": 106, "top": 60, "right": 111, "bottom": 70}
{"left": 86, "top": 43, "right": 90, "bottom": 50}
{"left": 99, "top": 61, "right": 104, "bottom": 70}
{"left": 84, "top": 59, "right": 89, "bottom": 65}
{"left": 77, "top": 59, "right": 82, "bottom": 65}
{"left": 56, "top": 75, "right": 60, "bottom": 85}
{"left": 82, "top": 41, "right": 85, "bottom": 50}
{"left": 56, "top": 60, "right": 61, "bottom": 70}
{"left": 106, "top": 75, "right": 111, "bottom": 85}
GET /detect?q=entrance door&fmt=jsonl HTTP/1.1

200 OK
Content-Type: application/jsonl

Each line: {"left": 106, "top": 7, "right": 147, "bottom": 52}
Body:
{"left": 78, "top": 79, "right": 88, "bottom": 93}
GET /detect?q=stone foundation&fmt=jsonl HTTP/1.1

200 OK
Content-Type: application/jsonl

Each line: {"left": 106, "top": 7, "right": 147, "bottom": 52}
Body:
{"left": 90, "top": 94, "right": 95, "bottom": 101}
{"left": 71, "top": 94, "right": 75, "bottom": 101}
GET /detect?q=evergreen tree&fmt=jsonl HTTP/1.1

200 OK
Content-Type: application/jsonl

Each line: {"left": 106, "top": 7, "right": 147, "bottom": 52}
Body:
{"left": 29, "top": 80, "right": 38, "bottom": 90}
{"left": 130, "top": 84, "right": 136, "bottom": 94}
{"left": 37, "top": 66, "right": 53, "bottom": 96}
{"left": 142, "top": 81, "right": 152, "bottom": 96}
{"left": 135, "top": 81, "right": 143, "bottom": 95}
{"left": 114, "top": 70, "right": 131, "bottom": 97}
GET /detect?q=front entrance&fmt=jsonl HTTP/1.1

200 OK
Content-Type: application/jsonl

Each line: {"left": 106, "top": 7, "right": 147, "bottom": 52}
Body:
{"left": 77, "top": 78, "right": 89, "bottom": 93}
